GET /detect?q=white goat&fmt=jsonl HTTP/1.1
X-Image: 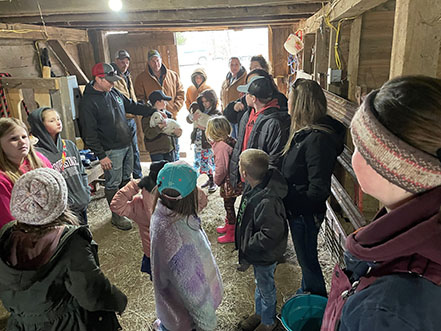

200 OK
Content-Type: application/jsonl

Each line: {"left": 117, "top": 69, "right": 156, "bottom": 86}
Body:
{"left": 149, "top": 112, "right": 181, "bottom": 136}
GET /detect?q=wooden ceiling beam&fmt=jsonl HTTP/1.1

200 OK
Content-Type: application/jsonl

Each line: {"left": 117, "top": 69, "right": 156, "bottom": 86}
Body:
{"left": 0, "top": 4, "right": 319, "bottom": 27}
{"left": 0, "top": 23, "right": 88, "bottom": 42}
{"left": 299, "top": 0, "right": 390, "bottom": 34}
{"left": 327, "top": 0, "right": 390, "bottom": 21}
{"left": 0, "top": 0, "right": 322, "bottom": 16}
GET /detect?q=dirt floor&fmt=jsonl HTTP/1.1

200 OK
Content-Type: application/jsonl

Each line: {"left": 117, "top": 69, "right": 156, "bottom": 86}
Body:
{"left": 0, "top": 168, "right": 335, "bottom": 331}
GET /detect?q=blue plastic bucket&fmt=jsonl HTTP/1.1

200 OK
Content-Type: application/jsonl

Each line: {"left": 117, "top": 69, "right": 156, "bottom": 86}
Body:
{"left": 280, "top": 294, "right": 328, "bottom": 331}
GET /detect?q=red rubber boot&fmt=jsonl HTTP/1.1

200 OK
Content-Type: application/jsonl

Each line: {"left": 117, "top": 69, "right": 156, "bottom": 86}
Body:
{"left": 216, "top": 218, "right": 229, "bottom": 234}
{"left": 217, "top": 224, "right": 235, "bottom": 243}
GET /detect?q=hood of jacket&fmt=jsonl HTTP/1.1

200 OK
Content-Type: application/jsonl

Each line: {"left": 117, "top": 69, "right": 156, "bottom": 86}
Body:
{"left": 191, "top": 68, "right": 207, "bottom": 88}
{"left": 28, "top": 107, "right": 59, "bottom": 154}
{"left": 346, "top": 186, "right": 441, "bottom": 268}
{"left": 0, "top": 222, "right": 90, "bottom": 291}
{"left": 295, "top": 115, "right": 345, "bottom": 156}
{"left": 197, "top": 89, "right": 218, "bottom": 112}
{"left": 247, "top": 168, "right": 288, "bottom": 202}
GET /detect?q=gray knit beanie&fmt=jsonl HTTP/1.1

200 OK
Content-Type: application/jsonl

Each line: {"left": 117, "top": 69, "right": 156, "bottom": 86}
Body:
{"left": 10, "top": 168, "right": 68, "bottom": 225}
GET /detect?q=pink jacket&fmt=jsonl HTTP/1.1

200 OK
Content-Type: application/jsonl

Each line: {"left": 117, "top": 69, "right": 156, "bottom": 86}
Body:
{"left": 211, "top": 141, "right": 233, "bottom": 186}
{"left": 110, "top": 180, "right": 153, "bottom": 256}
{"left": 110, "top": 180, "right": 209, "bottom": 257}
{"left": 0, "top": 152, "right": 52, "bottom": 228}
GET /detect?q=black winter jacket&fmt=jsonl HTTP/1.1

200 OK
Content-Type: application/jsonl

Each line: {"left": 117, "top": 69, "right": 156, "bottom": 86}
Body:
{"left": 235, "top": 169, "right": 288, "bottom": 266}
{"left": 281, "top": 115, "right": 345, "bottom": 216}
{"left": 229, "top": 101, "right": 290, "bottom": 188}
{"left": 223, "top": 91, "right": 288, "bottom": 125}
{"left": 79, "top": 83, "right": 155, "bottom": 160}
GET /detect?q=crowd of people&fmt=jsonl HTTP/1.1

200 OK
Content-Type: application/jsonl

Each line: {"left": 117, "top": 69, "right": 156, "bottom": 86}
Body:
{"left": 0, "top": 47, "right": 440, "bottom": 331}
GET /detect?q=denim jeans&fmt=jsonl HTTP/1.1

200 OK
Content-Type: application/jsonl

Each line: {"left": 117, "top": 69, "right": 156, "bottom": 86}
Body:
{"left": 104, "top": 146, "right": 133, "bottom": 190}
{"left": 173, "top": 137, "right": 180, "bottom": 160}
{"left": 127, "top": 118, "right": 143, "bottom": 179}
{"left": 253, "top": 262, "right": 277, "bottom": 325}
{"left": 288, "top": 213, "right": 327, "bottom": 297}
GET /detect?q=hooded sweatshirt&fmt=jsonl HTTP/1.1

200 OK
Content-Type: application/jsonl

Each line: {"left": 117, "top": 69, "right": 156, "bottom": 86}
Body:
{"left": 322, "top": 186, "right": 441, "bottom": 331}
{"left": 0, "top": 222, "right": 127, "bottom": 331}
{"left": 185, "top": 68, "right": 211, "bottom": 110}
{"left": 28, "top": 107, "right": 90, "bottom": 214}
{"left": 79, "top": 83, "right": 155, "bottom": 160}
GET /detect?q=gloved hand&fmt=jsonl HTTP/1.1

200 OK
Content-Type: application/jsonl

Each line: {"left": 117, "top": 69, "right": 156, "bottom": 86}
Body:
{"left": 138, "top": 160, "right": 169, "bottom": 192}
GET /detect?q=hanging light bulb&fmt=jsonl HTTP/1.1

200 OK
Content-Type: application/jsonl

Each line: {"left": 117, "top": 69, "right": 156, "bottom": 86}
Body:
{"left": 108, "top": 0, "right": 122, "bottom": 11}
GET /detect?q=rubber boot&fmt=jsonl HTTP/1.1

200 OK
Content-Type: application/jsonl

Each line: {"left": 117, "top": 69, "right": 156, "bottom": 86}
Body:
{"left": 207, "top": 174, "right": 217, "bottom": 193}
{"left": 201, "top": 175, "right": 211, "bottom": 188}
{"left": 105, "top": 189, "right": 133, "bottom": 231}
{"left": 216, "top": 218, "right": 229, "bottom": 234}
{"left": 217, "top": 224, "right": 235, "bottom": 243}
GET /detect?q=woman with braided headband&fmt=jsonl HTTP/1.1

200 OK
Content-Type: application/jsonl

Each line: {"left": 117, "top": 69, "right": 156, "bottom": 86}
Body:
{"left": 322, "top": 76, "right": 441, "bottom": 331}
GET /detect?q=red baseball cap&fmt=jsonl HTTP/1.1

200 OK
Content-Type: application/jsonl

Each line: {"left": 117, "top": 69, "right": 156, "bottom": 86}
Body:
{"left": 91, "top": 63, "right": 121, "bottom": 82}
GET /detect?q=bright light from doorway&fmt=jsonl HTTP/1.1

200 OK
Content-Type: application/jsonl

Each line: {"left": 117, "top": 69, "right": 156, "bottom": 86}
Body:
{"left": 108, "top": 0, "right": 122, "bottom": 11}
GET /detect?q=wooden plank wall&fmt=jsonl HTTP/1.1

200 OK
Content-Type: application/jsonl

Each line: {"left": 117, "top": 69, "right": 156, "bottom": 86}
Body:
{"left": 107, "top": 32, "right": 178, "bottom": 83}
{"left": 0, "top": 39, "right": 82, "bottom": 78}
{"left": 358, "top": 9, "right": 395, "bottom": 90}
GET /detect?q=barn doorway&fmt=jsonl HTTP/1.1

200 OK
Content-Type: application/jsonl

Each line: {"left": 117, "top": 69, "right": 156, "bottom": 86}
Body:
{"left": 176, "top": 28, "right": 269, "bottom": 164}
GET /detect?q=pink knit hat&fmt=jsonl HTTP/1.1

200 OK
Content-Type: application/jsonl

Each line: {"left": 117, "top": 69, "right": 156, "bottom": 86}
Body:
{"left": 10, "top": 168, "right": 68, "bottom": 225}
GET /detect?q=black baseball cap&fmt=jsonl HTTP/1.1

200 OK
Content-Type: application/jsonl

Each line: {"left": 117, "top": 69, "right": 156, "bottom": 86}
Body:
{"left": 149, "top": 90, "right": 172, "bottom": 105}
{"left": 237, "top": 76, "right": 273, "bottom": 99}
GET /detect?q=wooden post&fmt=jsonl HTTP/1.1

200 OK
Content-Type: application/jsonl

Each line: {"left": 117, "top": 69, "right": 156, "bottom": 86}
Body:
{"left": 390, "top": 0, "right": 441, "bottom": 78}
{"left": 302, "top": 34, "right": 315, "bottom": 74}
{"left": 77, "top": 43, "right": 95, "bottom": 80}
{"left": 347, "top": 16, "right": 363, "bottom": 102}
{"left": 51, "top": 77, "right": 76, "bottom": 141}
{"left": 88, "top": 30, "right": 110, "bottom": 64}
{"left": 314, "top": 27, "right": 329, "bottom": 87}
{"left": 268, "top": 25, "right": 291, "bottom": 95}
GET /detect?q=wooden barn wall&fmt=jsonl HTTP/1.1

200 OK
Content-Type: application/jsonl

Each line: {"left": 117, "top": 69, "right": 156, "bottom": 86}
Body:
{"left": 107, "top": 32, "right": 178, "bottom": 84}
{"left": 357, "top": 9, "right": 395, "bottom": 91}
{"left": 0, "top": 39, "right": 82, "bottom": 79}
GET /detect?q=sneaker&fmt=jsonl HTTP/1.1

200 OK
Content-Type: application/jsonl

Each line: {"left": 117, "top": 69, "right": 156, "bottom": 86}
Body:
{"left": 238, "top": 314, "right": 261, "bottom": 331}
{"left": 237, "top": 263, "right": 251, "bottom": 272}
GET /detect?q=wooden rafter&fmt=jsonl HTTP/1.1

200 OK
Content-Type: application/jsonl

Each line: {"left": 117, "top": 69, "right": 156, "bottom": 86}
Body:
{"left": 47, "top": 40, "right": 89, "bottom": 85}
{"left": 0, "top": 23, "right": 88, "bottom": 42}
